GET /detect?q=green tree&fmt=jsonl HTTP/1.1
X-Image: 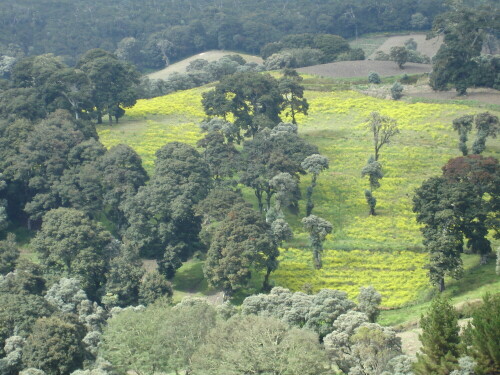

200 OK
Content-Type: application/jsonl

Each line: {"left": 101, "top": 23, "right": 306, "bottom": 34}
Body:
{"left": 138, "top": 270, "right": 173, "bottom": 306}
{"left": 361, "top": 156, "right": 383, "bottom": 215}
{"left": 278, "top": 68, "right": 309, "bottom": 124}
{"left": 22, "top": 314, "right": 87, "bottom": 375}
{"left": 413, "top": 296, "right": 461, "bottom": 375}
{"left": 301, "top": 154, "right": 329, "bottom": 216}
{"left": 302, "top": 215, "right": 332, "bottom": 269}
{"left": 101, "top": 301, "right": 217, "bottom": 375}
{"left": 357, "top": 285, "right": 382, "bottom": 323}
{"left": 466, "top": 294, "right": 500, "bottom": 375}
{"left": 452, "top": 115, "right": 474, "bottom": 156}
{"left": 31, "top": 208, "right": 113, "bottom": 300}
{"left": 203, "top": 204, "right": 279, "bottom": 297}
{"left": 471, "top": 112, "right": 499, "bottom": 155}
{"left": 191, "top": 315, "right": 328, "bottom": 375}
{"left": 202, "top": 71, "right": 285, "bottom": 141}
{"left": 77, "top": 49, "right": 140, "bottom": 124}
{"left": 390, "top": 46, "right": 409, "bottom": 69}
{"left": 104, "top": 253, "right": 145, "bottom": 307}
{"left": 123, "top": 142, "right": 211, "bottom": 278}
{"left": 0, "top": 233, "right": 19, "bottom": 274}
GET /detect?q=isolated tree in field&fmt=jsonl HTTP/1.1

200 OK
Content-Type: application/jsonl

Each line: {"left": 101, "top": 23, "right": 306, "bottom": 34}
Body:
{"left": 301, "top": 154, "right": 329, "bottom": 216}
{"left": 366, "top": 112, "right": 399, "bottom": 161}
{"left": 302, "top": 215, "right": 332, "bottom": 269}
{"left": 204, "top": 204, "right": 279, "bottom": 297}
{"left": 390, "top": 46, "right": 409, "bottom": 69}
{"left": 278, "top": 68, "right": 309, "bottom": 124}
{"left": 472, "top": 112, "right": 499, "bottom": 155}
{"left": 453, "top": 115, "right": 474, "bottom": 156}
{"left": 202, "top": 71, "right": 285, "bottom": 141}
{"left": 31, "top": 208, "right": 112, "bottom": 300}
{"left": 466, "top": 294, "right": 500, "bottom": 375}
{"left": 361, "top": 156, "right": 383, "bottom": 215}
{"left": 413, "top": 296, "right": 460, "bottom": 375}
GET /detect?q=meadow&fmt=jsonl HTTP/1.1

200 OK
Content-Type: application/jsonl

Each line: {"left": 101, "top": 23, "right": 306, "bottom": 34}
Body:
{"left": 97, "top": 82, "right": 500, "bottom": 308}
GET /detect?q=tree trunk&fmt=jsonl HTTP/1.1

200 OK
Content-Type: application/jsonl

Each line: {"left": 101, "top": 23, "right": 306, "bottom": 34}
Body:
{"left": 439, "top": 277, "right": 445, "bottom": 292}
{"left": 97, "top": 113, "right": 103, "bottom": 124}
{"left": 262, "top": 267, "right": 272, "bottom": 291}
{"left": 108, "top": 113, "right": 113, "bottom": 124}
{"left": 313, "top": 249, "right": 322, "bottom": 269}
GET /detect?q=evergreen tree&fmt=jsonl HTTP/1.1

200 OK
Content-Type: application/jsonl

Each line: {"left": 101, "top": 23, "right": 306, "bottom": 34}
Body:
{"left": 413, "top": 296, "right": 460, "bottom": 375}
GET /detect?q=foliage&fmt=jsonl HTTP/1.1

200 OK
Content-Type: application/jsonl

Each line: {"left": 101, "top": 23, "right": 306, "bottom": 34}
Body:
{"left": 357, "top": 286, "right": 382, "bottom": 323}
{"left": 204, "top": 203, "right": 279, "bottom": 296}
{"left": 391, "top": 82, "right": 404, "bottom": 100}
{"left": 0, "top": 233, "right": 19, "bottom": 275}
{"left": 302, "top": 154, "right": 329, "bottom": 216}
{"left": 22, "top": 314, "right": 87, "bottom": 375}
{"left": 31, "top": 208, "right": 113, "bottom": 300}
{"left": 368, "top": 72, "right": 381, "bottom": 84}
{"left": 101, "top": 301, "right": 217, "bottom": 375}
{"left": 138, "top": 270, "right": 173, "bottom": 306}
{"left": 104, "top": 253, "right": 144, "bottom": 307}
{"left": 466, "top": 294, "right": 500, "bottom": 375}
{"left": 191, "top": 314, "right": 328, "bottom": 375}
{"left": 390, "top": 47, "right": 409, "bottom": 69}
{"left": 302, "top": 215, "right": 333, "bottom": 269}
{"left": 413, "top": 296, "right": 460, "bottom": 375}
{"left": 366, "top": 111, "right": 400, "bottom": 162}
{"left": 44, "top": 278, "right": 88, "bottom": 314}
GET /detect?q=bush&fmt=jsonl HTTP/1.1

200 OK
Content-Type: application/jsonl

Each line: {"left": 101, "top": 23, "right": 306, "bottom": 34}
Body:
{"left": 404, "top": 38, "right": 418, "bottom": 51}
{"left": 336, "top": 48, "right": 365, "bottom": 61}
{"left": 374, "top": 51, "right": 390, "bottom": 61}
{"left": 368, "top": 72, "right": 381, "bottom": 84}
{"left": 391, "top": 82, "right": 404, "bottom": 100}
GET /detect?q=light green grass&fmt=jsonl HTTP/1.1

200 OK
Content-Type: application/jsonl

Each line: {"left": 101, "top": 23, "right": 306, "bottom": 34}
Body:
{"left": 97, "top": 81, "right": 500, "bottom": 308}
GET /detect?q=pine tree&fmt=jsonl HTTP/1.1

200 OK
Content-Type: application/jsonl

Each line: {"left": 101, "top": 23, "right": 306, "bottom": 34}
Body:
{"left": 414, "top": 296, "right": 461, "bottom": 375}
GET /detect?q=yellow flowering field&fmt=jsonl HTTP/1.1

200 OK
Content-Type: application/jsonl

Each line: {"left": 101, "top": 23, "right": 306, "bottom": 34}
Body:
{"left": 271, "top": 248, "right": 428, "bottom": 308}
{"left": 97, "top": 85, "right": 500, "bottom": 307}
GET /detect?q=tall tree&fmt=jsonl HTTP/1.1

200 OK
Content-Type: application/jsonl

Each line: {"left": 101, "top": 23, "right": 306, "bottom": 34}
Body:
{"left": 203, "top": 203, "right": 279, "bottom": 298}
{"left": 278, "top": 68, "right": 309, "bottom": 124}
{"left": 452, "top": 115, "right": 474, "bottom": 156}
{"left": 123, "top": 142, "right": 211, "bottom": 278}
{"left": 301, "top": 215, "right": 333, "bottom": 269}
{"left": 31, "top": 208, "right": 113, "bottom": 300}
{"left": 202, "top": 71, "right": 285, "bottom": 142}
{"left": 301, "top": 154, "right": 329, "bottom": 216}
{"left": 413, "top": 296, "right": 461, "bottom": 375}
{"left": 77, "top": 49, "right": 140, "bottom": 124}
{"left": 361, "top": 156, "right": 383, "bottom": 216}
{"left": 366, "top": 111, "right": 399, "bottom": 161}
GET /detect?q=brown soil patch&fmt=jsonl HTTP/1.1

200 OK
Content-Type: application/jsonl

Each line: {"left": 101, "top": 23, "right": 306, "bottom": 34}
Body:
{"left": 369, "top": 33, "right": 443, "bottom": 59}
{"left": 298, "top": 60, "right": 432, "bottom": 78}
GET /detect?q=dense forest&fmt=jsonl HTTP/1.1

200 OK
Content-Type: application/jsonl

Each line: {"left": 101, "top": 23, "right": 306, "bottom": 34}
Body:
{"left": 0, "top": 0, "right": 499, "bottom": 374}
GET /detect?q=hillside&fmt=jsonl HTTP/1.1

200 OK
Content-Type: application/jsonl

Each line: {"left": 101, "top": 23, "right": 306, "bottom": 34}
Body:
{"left": 147, "top": 51, "right": 263, "bottom": 80}
{"left": 98, "top": 77, "right": 500, "bottom": 309}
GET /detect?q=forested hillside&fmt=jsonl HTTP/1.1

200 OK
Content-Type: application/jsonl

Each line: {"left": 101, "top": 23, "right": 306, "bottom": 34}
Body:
{"left": 0, "top": 0, "right": 499, "bottom": 374}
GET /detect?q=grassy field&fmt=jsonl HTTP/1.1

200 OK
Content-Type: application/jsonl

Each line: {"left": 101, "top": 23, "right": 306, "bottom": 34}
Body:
{"left": 97, "top": 80, "right": 500, "bottom": 308}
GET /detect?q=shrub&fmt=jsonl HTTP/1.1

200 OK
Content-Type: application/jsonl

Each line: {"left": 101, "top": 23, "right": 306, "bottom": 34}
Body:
{"left": 391, "top": 82, "right": 404, "bottom": 100}
{"left": 368, "top": 72, "right": 381, "bottom": 84}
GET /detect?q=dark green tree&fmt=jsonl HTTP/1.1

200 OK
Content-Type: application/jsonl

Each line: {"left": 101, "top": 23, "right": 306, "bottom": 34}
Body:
{"left": 123, "top": 142, "right": 211, "bottom": 278}
{"left": 31, "top": 208, "right": 113, "bottom": 300}
{"left": 196, "top": 130, "right": 240, "bottom": 182}
{"left": 452, "top": 115, "right": 474, "bottom": 156}
{"left": 471, "top": 112, "right": 499, "bottom": 155}
{"left": 138, "top": 270, "right": 173, "bottom": 306}
{"left": 22, "top": 314, "right": 86, "bottom": 375}
{"left": 0, "top": 233, "right": 18, "bottom": 275}
{"left": 77, "top": 49, "right": 140, "bottom": 124}
{"left": 278, "top": 68, "right": 309, "bottom": 124}
{"left": 202, "top": 71, "right": 285, "bottom": 141}
{"left": 466, "top": 294, "right": 500, "bottom": 375}
{"left": 413, "top": 296, "right": 460, "bottom": 375}
{"left": 301, "top": 215, "right": 333, "bottom": 269}
{"left": 204, "top": 203, "right": 279, "bottom": 298}
{"left": 361, "top": 156, "right": 383, "bottom": 216}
